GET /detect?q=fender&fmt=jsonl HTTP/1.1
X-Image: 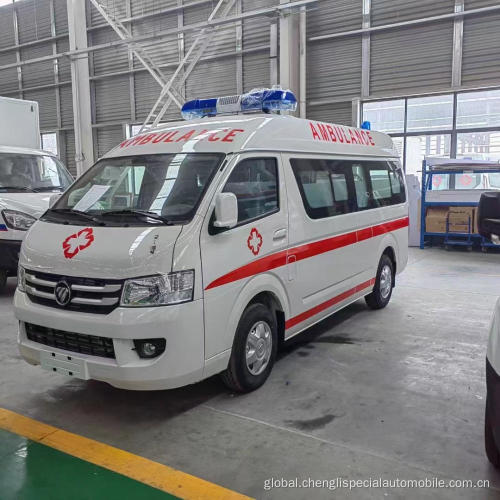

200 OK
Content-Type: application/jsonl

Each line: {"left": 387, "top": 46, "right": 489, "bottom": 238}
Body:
{"left": 223, "top": 271, "right": 291, "bottom": 352}
{"left": 375, "top": 231, "right": 399, "bottom": 274}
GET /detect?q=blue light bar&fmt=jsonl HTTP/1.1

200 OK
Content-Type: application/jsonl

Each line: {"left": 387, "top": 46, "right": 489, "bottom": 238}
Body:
{"left": 181, "top": 87, "right": 297, "bottom": 120}
{"left": 361, "top": 120, "right": 371, "bottom": 130}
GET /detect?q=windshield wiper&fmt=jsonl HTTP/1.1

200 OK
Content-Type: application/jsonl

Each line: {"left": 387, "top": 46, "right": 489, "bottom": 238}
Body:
{"left": 48, "top": 208, "right": 104, "bottom": 224}
{"left": 32, "top": 186, "right": 63, "bottom": 192}
{"left": 0, "top": 186, "right": 35, "bottom": 192}
{"left": 100, "top": 209, "right": 173, "bottom": 225}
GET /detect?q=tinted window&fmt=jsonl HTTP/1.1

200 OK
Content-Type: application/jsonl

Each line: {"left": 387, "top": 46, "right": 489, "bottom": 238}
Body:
{"left": 223, "top": 158, "right": 278, "bottom": 224}
{"left": 291, "top": 158, "right": 405, "bottom": 219}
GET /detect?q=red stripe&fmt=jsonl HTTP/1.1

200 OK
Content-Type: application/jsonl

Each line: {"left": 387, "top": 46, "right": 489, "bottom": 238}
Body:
{"left": 205, "top": 216, "right": 408, "bottom": 290}
{"left": 285, "top": 278, "right": 375, "bottom": 330}
{"left": 205, "top": 249, "right": 288, "bottom": 290}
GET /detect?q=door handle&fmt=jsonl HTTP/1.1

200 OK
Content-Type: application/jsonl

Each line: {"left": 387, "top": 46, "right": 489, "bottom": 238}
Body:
{"left": 273, "top": 228, "right": 287, "bottom": 241}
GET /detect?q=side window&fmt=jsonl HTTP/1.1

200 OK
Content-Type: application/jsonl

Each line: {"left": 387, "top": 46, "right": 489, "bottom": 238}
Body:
{"left": 369, "top": 168, "right": 393, "bottom": 206}
{"left": 223, "top": 158, "right": 279, "bottom": 225}
{"left": 352, "top": 164, "right": 370, "bottom": 210}
{"left": 290, "top": 159, "right": 336, "bottom": 219}
{"left": 290, "top": 159, "right": 355, "bottom": 218}
{"left": 389, "top": 162, "right": 406, "bottom": 203}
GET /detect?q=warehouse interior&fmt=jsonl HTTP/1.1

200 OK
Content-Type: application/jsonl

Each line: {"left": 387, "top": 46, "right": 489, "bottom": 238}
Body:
{"left": 1, "top": 0, "right": 500, "bottom": 499}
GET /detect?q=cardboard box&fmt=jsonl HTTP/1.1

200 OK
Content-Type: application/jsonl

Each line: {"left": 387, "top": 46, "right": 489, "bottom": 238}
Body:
{"left": 448, "top": 206, "right": 476, "bottom": 233}
{"left": 425, "top": 206, "right": 448, "bottom": 233}
{"left": 448, "top": 223, "right": 471, "bottom": 234}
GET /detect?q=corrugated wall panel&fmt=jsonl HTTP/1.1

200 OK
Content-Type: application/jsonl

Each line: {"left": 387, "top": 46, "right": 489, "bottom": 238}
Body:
{"left": 64, "top": 130, "right": 76, "bottom": 175}
{"left": 186, "top": 58, "right": 237, "bottom": 100}
{"left": 86, "top": 0, "right": 127, "bottom": 27}
{"left": 24, "top": 88, "right": 58, "bottom": 129}
{"left": 90, "top": 27, "right": 129, "bottom": 75}
{"left": 307, "top": 37, "right": 362, "bottom": 103}
{"left": 131, "top": 14, "right": 179, "bottom": 68}
{"left": 184, "top": 2, "right": 237, "bottom": 60}
{"left": 307, "top": 101, "right": 353, "bottom": 126}
{"left": 16, "top": 0, "right": 52, "bottom": 44}
{"left": 134, "top": 71, "right": 181, "bottom": 122}
{"left": 130, "top": 0, "right": 178, "bottom": 17}
{"left": 97, "top": 125, "right": 123, "bottom": 158}
{"left": 20, "top": 43, "right": 54, "bottom": 88}
{"left": 0, "top": 52, "right": 19, "bottom": 94}
{"left": 307, "top": 0, "right": 362, "bottom": 104}
{"left": 242, "top": 0, "right": 275, "bottom": 49}
{"left": 0, "top": 5, "right": 15, "bottom": 49}
{"left": 59, "top": 84, "right": 73, "bottom": 128}
{"left": 53, "top": 0, "right": 68, "bottom": 34}
{"left": 94, "top": 75, "right": 131, "bottom": 122}
{"left": 370, "top": 21, "right": 453, "bottom": 96}
{"left": 462, "top": 13, "right": 500, "bottom": 86}
{"left": 307, "top": 0, "right": 361, "bottom": 37}
{"left": 371, "top": 0, "right": 454, "bottom": 26}
{"left": 465, "top": 0, "right": 500, "bottom": 8}
{"left": 243, "top": 51, "right": 270, "bottom": 92}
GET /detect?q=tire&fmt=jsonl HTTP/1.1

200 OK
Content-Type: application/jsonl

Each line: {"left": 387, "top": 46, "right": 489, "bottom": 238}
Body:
{"left": 365, "top": 254, "right": 394, "bottom": 310}
{"left": 485, "top": 400, "right": 500, "bottom": 468}
{"left": 0, "top": 269, "right": 7, "bottom": 293}
{"left": 221, "top": 303, "right": 277, "bottom": 393}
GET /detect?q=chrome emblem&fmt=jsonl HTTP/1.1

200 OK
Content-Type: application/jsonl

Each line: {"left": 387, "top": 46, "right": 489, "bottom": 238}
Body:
{"left": 54, "top": 281, "right": 71, "bottom": 306}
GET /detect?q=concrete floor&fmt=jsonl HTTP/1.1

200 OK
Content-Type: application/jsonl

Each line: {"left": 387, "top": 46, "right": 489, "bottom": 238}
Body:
{"left": 1, "top": 247, "right": 500, "bottom": 499}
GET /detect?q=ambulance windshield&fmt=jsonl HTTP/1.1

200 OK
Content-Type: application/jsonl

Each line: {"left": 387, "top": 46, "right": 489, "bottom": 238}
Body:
{"left": 49, "top": 153, "right": 224, "bottom": 225}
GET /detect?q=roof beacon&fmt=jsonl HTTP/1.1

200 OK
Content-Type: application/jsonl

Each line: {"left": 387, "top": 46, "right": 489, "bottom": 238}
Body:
{"left": 181, "top": 86, "right": 297, "bottom": 120}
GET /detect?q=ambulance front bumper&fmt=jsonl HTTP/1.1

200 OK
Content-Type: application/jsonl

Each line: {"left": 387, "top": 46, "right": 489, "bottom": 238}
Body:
{"left": 14, "top": 289, "right": 205, "bottom": 390}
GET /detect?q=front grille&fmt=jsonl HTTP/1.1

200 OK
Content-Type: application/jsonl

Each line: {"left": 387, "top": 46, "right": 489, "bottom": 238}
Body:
{"left": 25, "top": 322, "right": 115, "bottom": 359}
{"left": 25, "top": 270, "right": 123, "bottom": 314}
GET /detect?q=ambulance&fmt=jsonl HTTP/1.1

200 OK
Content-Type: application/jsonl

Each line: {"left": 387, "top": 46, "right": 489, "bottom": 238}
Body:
{"left": 14, "top": 88, "right": 408, "bottom": 392}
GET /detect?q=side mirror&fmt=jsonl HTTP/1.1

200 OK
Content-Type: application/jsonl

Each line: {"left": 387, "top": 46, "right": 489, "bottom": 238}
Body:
{"left": 214, "top": 192, "right": 238, "bottom": 229}
{"left": 478, "top": 191, "right": 500, "bottom": 244}
{"left": 48, "top": 193, "right": 60, "bottom": 208}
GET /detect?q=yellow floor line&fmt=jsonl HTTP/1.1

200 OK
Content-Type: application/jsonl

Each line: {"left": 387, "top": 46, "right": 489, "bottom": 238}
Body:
{"left": 0, "top": 407, "right": 253, "bottom": 500}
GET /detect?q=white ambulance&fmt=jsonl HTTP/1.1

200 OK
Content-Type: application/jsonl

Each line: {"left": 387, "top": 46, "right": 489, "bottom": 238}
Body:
{"left": 14, "top": 88, "right": 408, "bottom": 392}
{"left": 0, "top": 97, "right": 73, "bottom": 291}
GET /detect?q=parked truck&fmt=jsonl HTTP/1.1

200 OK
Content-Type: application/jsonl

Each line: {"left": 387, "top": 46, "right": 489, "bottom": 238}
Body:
{"left": 0, "top": 96, "right": 73, "bottom": 291}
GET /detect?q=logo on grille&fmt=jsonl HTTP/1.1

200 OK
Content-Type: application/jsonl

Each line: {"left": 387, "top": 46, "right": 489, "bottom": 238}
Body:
{"left": 54, "top": 281, "right": 71, "bottom": 306}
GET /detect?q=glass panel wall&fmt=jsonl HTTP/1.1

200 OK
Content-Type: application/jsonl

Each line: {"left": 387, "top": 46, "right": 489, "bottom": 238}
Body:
{"left": 362, "top": 87, "right": 500, "bottom": 179}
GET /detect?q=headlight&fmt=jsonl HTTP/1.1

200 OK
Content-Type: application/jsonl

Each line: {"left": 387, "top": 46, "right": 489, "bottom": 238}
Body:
{"left": 2, "top": 210, "right": 36, "bottom": 231}
{"left": 17, "top": 265, "right": 26, "bottom": 292}
{"left": 121, "top": 270, "right": 194, "bottom": 307}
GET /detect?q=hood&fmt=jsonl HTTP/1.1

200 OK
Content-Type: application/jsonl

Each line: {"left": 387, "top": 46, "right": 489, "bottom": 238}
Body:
{"left": 21, "top": 221, "right": 182, "bottom": 279}
{"left": 0, "top": 193, "right": 56, "bottom": 218}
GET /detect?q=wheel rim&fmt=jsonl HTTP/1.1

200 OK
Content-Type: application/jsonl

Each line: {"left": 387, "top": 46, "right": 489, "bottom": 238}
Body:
{"left": 379, "top": 264, "right": 392, "bottom": 299}
{"left": 245, "top": 321, "right": 272, "bottom": 376}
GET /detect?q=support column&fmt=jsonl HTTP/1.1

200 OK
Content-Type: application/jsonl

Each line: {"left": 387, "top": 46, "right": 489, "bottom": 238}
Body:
{"left": 279, "top": 0, "right": 300, "bottom": 113}
{"left": 67, "top": 0, "right": 94, "bottom": 175}
{"left": 361, "top": 0, "right": 371, "bottom": 98}
{"left": 452, "top": 0, "right": 464, "bottom": 88}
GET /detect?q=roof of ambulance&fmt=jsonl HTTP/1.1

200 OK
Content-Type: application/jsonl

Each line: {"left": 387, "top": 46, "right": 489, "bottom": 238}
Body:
{"left": 105, "top": 114, "right": 398, "bottom": 159}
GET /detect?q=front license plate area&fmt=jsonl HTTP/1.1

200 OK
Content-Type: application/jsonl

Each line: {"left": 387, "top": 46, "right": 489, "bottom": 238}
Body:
{"left": 40, "top": 350, "right": 89, "bottom": 380}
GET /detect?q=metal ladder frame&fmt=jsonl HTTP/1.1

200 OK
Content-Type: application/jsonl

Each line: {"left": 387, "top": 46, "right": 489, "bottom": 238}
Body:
{"left": 88, "top": 0, "right": 237, "bottom": 133}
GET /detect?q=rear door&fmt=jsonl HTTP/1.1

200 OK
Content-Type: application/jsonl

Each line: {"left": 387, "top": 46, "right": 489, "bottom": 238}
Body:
{"left": 200, "top": 153, "right": 289, "bottom": 359}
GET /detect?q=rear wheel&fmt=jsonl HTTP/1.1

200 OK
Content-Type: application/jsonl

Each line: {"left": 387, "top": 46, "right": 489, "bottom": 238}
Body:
{"left": 221, "top": 303, "right": 277, "bottom": 393}
{"left": 485, "top": 400, "right": 500, "bottom": 468}
{"left": 0, "top": 270, "right": 7, "bottom": 293}
{"left": 365, "top": 254, "right": 394, "bottom": 310}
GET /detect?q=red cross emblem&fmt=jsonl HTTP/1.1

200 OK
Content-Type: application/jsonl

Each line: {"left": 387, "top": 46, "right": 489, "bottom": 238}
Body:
{"left": 247, "top": 227, "right": 263, "bottom": 256}
{"left": 62, "top": 227, "right": 95, "bottom": 259}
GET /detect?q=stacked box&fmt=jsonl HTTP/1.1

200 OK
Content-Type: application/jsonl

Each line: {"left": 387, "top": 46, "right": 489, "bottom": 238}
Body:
{"left": 425, "top": 207, "right": 448, "bottom": 233}
{"left": 448, "top": 206, "right": 476, "bottom": 234}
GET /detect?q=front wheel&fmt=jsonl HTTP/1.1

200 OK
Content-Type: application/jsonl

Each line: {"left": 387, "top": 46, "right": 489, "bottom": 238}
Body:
{"left": 221, "top": 303, "right": 277, "bottom": 393}
{"left": 485, "top": 400, "right": 500, "bottom": 468}
{"left": 365, "top": 254, "right": 394, "bottom": 310}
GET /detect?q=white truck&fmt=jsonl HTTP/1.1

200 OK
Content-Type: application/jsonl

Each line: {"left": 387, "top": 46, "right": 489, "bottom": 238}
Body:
{"left": 0, "top": 96, "right": 73, "bottom": 291}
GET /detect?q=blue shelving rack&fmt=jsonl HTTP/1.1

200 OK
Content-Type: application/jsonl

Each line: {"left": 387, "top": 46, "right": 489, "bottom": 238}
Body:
{"left": 419, "top": 159, "right": 500, "bottom": 251}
